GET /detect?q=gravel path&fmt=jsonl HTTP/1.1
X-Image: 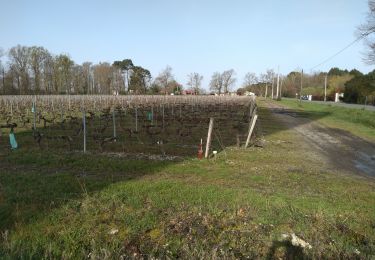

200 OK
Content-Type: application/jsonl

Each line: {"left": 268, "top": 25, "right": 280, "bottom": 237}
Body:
{"left": 265, "top": 100, "right": 375, "bottom": 177}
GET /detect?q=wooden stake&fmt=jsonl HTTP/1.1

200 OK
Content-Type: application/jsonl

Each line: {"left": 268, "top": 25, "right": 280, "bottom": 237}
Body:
{"left": 135, "top": 107, "right": 138, "bottom": 132}
{"left": 151, "top": 106, "right": 154, "bottom": 124}
{"left": 33, "top": 98, "right": 37, "bottom": 130}
{"left": 245, "top": 114, "right": 258, "bottom": 148}
{"left": 113, "top": 109, "right": 117, "bottom": 140}
{"left": 83, "top": 110, "right": 87, "bottom": 153}
{"left": 162, "top": 104, "right": 165, "bottom": 129}
{"left": 236, "top": 134, "right": 240, "bottom": 148}
{"left": 205, "top": 117, "right": 214, "bottom": 159}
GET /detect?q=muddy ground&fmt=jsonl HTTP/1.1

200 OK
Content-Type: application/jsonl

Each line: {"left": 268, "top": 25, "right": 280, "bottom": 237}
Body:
{"left": 263, "top": 100, "right": 375, "bottom": 178}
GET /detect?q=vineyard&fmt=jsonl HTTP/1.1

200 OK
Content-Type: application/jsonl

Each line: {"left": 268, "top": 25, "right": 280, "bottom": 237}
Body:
{"left": 0, "top": 95, "right": 257, "bottom": 158}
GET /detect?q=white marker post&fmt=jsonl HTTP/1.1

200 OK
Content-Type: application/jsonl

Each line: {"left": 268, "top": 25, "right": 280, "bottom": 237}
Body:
{"left": 245, "top": 114, "right": 258, "bottom": 148}
{"left": 205, "top": 118, "right": 214, "bottom": 159}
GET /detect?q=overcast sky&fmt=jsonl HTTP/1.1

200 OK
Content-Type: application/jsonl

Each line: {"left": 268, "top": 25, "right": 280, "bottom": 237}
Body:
{"left": 0, "top": 0, "right": 372, "bottom": 89}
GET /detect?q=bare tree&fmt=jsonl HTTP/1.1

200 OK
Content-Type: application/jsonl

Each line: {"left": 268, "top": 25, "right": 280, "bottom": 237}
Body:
{"left": 71, "top": 64, "right": 85, "bottom": 94}
{"left": 42, "top": 52, "right": 54, "bottom": 94}
{"left": 29, "top": 46, "right": 50, "bottom": 94}
{"left": 187, "top": 72, "right": 203, "bottom": 94}
{"left": 93, "top": 62, "right": 113, "bottom": 94}
{"left": 8, "top": 45, "right": 31, "bottom": 94}
{"left": 221, "top": 69, "right": 236, "bottom": 93}
{"left": 243, "top": 72, "right": 258, "bottom": 87}
{"left": 261, "top": 69, "right": 275, "bottom": 98}
{"left": 155, "top": 66, "right": 174, "bottom": 94}
{"left": 209, "top": 72, "right": 223, "bottom": 94}
{"left": 81, "top": 62, "right": 92, "bottom": 94}
{"left": 0, "top": 48, "right": 3, "bottom": 69}
{"left": 54, "top": 54, "right": 74, "bottom": 94}
{"left": 0, "top": 48, "right": 3, "bottom": 93}
{"left": 359, "top": 0, "right": 375, "bottom": 64}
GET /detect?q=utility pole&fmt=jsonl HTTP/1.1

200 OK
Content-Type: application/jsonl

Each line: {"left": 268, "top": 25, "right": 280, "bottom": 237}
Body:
{"left": 299, "top": 69, "right": 303, "bottom": 102}
{"left": 276, "top": 66, "right": 280, "bottom": 100}
{"left": 280, "top": 77, "right": 283, "bottom": 100}
{"left": 324, "top": 73, "right": 328, "bottom": 102}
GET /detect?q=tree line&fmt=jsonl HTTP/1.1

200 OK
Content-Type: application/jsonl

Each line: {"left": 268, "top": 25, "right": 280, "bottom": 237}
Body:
{"left": 0, "top": 45, "right": 208, "bottom": 95}
{"left": 237, "top": 67, "right": 375, "bottom": 105}
{"left": 0, "top": 45, "right": 373, "bottom": 104}
{"left": 0, "top": 45, "right": 246, "bottom": 96}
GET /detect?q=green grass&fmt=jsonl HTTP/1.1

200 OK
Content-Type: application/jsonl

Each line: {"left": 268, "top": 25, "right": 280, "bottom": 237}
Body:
{"left": 0, "top": 103, "right": 375, "bottom": 258}
{"left": 276, "top": 98, "right": 375, "bottom": 142}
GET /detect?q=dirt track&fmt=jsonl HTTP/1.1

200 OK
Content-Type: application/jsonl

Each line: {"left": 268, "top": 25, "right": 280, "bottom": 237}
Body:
{"left": 264, "top": 101, "right": 375, "bottom": 178}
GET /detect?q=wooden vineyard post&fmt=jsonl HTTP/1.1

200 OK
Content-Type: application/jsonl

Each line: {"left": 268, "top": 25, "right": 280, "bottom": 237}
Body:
{"left": 83, "top": 109, "right": 87, "bottom": 153}
{"left": 135, "top": 107, "right": 138, "bottom": 132}
{"left": 113, "top": 109, "right": 117, "bottom": 140}
{"left": 245, "top": 114, "right": 258, "bottom": 148}
{"left": 151, "top": 106, "right": 154, "bottom": 124}
{"left": 162, "top": 104, "right": 165, "bottom": 129}
{"left": 33, "top": 97, "right": 37, "bottom": 130}
{"left": 205, "top": 117, "right": 214, "bottom": 159}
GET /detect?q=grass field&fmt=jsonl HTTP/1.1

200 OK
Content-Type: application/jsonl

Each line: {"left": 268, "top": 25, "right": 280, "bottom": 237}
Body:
{"left": 0, "top": 101, "right": 375, "bottom": 258}
{"left": 276, "top": 98, "right": 375, "bottom": 142}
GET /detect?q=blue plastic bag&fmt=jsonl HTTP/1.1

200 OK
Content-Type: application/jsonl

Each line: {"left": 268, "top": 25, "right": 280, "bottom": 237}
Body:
{"left": 9, "top": 132, "right": 18, "bottom": 149}
{"left": 147, "top": 111, "right": 153, "bottom": 121}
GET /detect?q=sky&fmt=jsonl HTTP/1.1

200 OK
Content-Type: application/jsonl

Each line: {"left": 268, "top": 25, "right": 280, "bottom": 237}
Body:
{"left": 0, "top": 0, "right": 373, "bottom": 90}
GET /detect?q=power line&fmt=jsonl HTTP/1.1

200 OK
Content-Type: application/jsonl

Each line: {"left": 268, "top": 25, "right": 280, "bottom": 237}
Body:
{"left": 310, "top": 33, "right": 370, "bottom": 71}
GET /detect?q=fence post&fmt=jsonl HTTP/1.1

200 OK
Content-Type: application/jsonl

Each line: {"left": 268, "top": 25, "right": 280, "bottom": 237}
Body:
{"left": 162, "top": 104, "right": 165, "bottom": 129}
{"left": 61, "top": 104, "right": 64, "bottom": 122}
{"left": 33, "top": 97, "right": 37, "bottom": 130}
{"left": 113, "top": 108, "right": 117, "bottom": 140}
{"left": 245, "top": 114, "right": 258, "bottom": 148}
{"left": 151, "top": 106, "right": 154, "bottom": 124}
{"left": 83, "top": 109, "right": 86, "bottom": 153}
{"left": 135, "top": 106, "right": 138, "bottom": 132}
{"left": 205, "top": 117, "right": 214, "bottom": 159}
